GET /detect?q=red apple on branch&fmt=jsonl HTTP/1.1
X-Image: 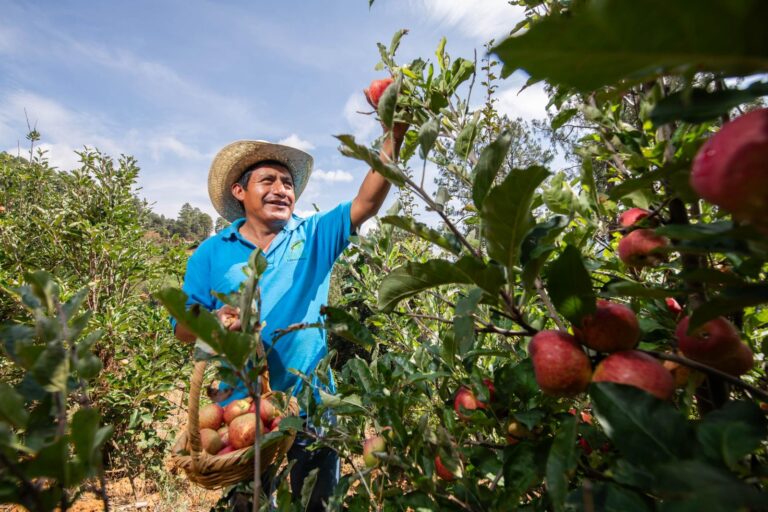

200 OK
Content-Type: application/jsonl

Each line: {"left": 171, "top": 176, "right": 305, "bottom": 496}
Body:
{"left": 364, "top": 78, "right": 394, "bottom": 109}
{"left": 529, "top": 331, "right": 592, "bottom": 397}
{"left": 592, "top": 350, "right": 674, "bottom": 400}
{"left": 675, "top": 316, "right": 742, "bottom": 364}
{"left": 618, "top": 229, "right": 669, "bottom": 268}
{"left": 619, "top": 208, "right": 651, "bottom": 228}
{"left": 575, "top": 300, "right": 640, "bottom": 353}
{"left": 434, "top": 455, "right": 456, "bottom": 481}
{"left": 690, "top": 108, "right": 768, "bottom": 230}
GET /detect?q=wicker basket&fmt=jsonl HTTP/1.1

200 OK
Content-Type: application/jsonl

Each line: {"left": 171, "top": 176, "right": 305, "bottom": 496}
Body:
{"left": 169, "top": 360, "right": 299, "bottom": 489}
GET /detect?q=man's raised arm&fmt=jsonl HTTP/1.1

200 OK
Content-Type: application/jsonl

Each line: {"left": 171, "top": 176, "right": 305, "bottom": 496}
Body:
{"left": 350, "top": 126, "right": 406, "bottom": 231}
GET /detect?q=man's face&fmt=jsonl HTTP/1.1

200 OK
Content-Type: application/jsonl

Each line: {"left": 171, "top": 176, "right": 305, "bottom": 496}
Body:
{"left": 231, "top": 163, "right": 295, "bottom": 227}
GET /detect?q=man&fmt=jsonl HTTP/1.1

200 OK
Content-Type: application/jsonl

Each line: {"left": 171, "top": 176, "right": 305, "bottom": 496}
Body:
{"left": 174, "top": 125, "right": 403, "bottom": 510}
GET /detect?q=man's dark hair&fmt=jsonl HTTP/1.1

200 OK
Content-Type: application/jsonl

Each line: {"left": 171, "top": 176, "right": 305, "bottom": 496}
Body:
{"left": 235, "top": 160, "right": 292, "bottom": 190}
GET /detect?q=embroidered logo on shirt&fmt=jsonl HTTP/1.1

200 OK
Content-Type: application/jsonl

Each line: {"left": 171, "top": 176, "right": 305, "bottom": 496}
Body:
{"left": 287, "top": 239, "right": 306, "bottom": 261}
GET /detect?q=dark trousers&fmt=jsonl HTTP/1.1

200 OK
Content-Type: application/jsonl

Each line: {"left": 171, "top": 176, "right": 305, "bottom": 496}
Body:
{"left": 219, "top": 432, "right": 340, "bottom": 512}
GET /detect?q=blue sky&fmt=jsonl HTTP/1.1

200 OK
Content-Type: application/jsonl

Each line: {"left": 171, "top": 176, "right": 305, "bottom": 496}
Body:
{"left": 0, "top": 0, "right": 549, "bottom": 225}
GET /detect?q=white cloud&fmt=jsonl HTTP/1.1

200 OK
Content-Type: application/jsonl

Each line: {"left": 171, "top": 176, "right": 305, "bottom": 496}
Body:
{"left": 313, "top": 169, "right": 354, "bottom": 182}
{"left": 148, "top": 135, "right": 205, "bottom": 161}
{"left": 278, "top": 134, "right": 315, "bottom": 152}
{"left": 412, "top": 0, "right": 525, "bottom": 41}
{"left": 495, "top": 82, "right": 550, "bottom": 121}
{"left": 343, "top": 92, "right": 378, "bottom": 142}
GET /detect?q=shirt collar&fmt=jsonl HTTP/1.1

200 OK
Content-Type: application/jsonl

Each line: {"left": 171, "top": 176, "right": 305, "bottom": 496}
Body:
{"left": 222, "top": 214, "right": 305, "bottom": 242}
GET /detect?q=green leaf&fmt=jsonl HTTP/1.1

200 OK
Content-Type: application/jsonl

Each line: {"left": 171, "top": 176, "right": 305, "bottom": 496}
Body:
{"left": 590, "top": 382, "right": 694, "bottom": 467}
{"left": 321, "top": 306, "right": 374, "bottom": 351}
{"left": 545, "top": 245, "right": 596, "bottom": 325}
{"left": 378, "top": 259, "right": 471, "bottom": 311}
{"left": 482, "top": 166, "right": 550, "bottom": 278}
{"left": 542, "top": 172, "right": 581, "bottom": 215}
{"left": 454, "top": 119, "right": 479, "bottom": 161}
{"left": 650, "top": 81, "right": 768, "bottom": 125}
{"left": 491, "top": 0, "right": 768, "bottom": 92}
{"left": 71, "top": 408, "right": 112, "bottom": 472}
{"left": 689, "top": 284, "right": 768, "bottom": 330}
{"left": 336, "top": 134, "right": 408, "bottom": 187}
{"left": 603, "top": 280, "right": 678, "bottom": 299}
{"left": 566, "top": 482, "right": 652, "bottom": 512}
{"left": 471, "top": 129, "right": 513, "bottom": 209}
{"left": 31, "top": 342, "right": 69, "bottom": 393}
{"left": 551, "top": 108, "right": 578, "bottom": 131}
{"left": 418, "top": 117, "right": 440, "bottom": 160}
{"left": 380, "top": 215, "right": 462, "bottom": 255}
{"left": 447, "top": 58, "right": 475, "bottom": 91}
{"left": 545, "top": 415, "right": 578, "bottom": 512}
{"left": 607, "top": 163, "right": 687, "bottom": 201}
{"left": 388, "top": 28, "right": 408, "bottom": 57}
{"left": 156, "top": 288, "right": 224, "bottom": 351}
{"left": 453, "top": 288, "right": 484, "bottom": 358}
{"left": 503, "top": 441, "right": 548, "bottom": 500}
{"left": 653, "top": 459, "right": 768, "bottom": 512}
{"left": 0, "top": 383, "right": 29, "bottom": 428}
{"left": 697, "top": 401, "right": 767, "bottom": 468}
{"left": 378, "top": 74, "right": 402, "bottom": 130}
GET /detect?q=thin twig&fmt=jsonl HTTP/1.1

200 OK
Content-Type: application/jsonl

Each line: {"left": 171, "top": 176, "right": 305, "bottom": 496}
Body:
{"left": 643, "top": 350, "right": 768, "bottom": 402}
{"left": 534, "top": 277, "right": 567, "bottom": 331}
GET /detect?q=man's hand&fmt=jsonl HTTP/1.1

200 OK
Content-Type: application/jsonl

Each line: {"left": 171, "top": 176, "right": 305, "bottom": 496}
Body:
{"left": 217, "top": 305, "right": 242, "bottom": 331}
{"left": 350, "top": 121, "right": 409, "bottom": 230}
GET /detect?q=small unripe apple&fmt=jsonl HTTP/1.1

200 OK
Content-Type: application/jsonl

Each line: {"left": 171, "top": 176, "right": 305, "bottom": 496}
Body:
{"left": 362, "top": 435, "right": 387, "bottom": 468}
{"left": 690, "top": 108, "right": 768, "bottom": 229}
{"left": 506, "top": 420, "right": 531, "bottom": 445}
{"left": 224, "top": 399, "right": 251, "bottom": 425}
{"left": 229, "top": 413, "right": 263, "bottom": 449}
{"left": 528, "top": 330, "right": 592, "bottom": 397}
{"left": 592, "top": 350, "right": 674, "bottom": 400}
{"left": 575, "top": 300, "right": 640, "bottom": 353}
{"left": 618, "top": 208, "right": 651, "bottom": 228}
{"left": 434, "top": 455, "right": 456, "bottom": 481}
{"left": 364, "top": 78, "right": 394, "bottom": 108}
{"left": 199, "top": 428, "right": 222, "bottom": 455}
{"left": 618, "top": 229, "right": 669, "bottom": 268}
{"left": 454, "top": 387, "right": 486, "bottom": 421}
{"left": 675, "top": 316, "right": 742, "bottom": 364}
{"left": 199, "top": 403, "right": 224, "bottom": 430}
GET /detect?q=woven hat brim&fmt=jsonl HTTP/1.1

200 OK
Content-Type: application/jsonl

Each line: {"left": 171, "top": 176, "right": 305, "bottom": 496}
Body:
{"left": 208, "top": 140, "right": 313, "bottom": 222}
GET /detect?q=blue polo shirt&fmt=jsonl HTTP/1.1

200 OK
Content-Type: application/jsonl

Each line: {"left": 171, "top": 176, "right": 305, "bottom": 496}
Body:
{"left": 178, "top": 201, "right": 353, "bottom": 404}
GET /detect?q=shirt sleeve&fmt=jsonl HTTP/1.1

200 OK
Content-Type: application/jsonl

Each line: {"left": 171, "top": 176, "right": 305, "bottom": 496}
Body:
{"left": 313, "top": 201, "right": 353, "bottom": 268}
{"left": 169, "top": 245, "right": 215, "bottom": 330}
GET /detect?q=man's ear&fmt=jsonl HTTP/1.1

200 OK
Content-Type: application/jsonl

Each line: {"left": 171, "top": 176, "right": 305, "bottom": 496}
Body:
{"left": 231, "top": 182, "right": 246, "bottom": 201}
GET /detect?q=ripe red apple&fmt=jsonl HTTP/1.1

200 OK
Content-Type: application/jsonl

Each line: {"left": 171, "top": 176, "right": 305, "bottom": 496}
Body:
{"left": 577, "top": 437, "right": 592, "bottom": 455}
{"left": 715, "top": 342, "right": 754, "bottom": 376}
{"left": 482, "top": 378, "right": 496, "bottom": 402}
{"left": 454, "top": 387, "right": 486, "bottom": 421}
{"left": 362, "top": 435, "right": 387, "bottom": 468}
{"left": 675, "top": 316, "right": 742, "bottom": 364}
{"left": 619, "top": 208, "right": 651, "bottom": 228}
{"left": 258, "top": 398, "right": 280, "bottom": 424}
{"left": 229, "top": 413, "right": 264, "bottom": 449}
{"left": 217, "top": 426, "right": 229, "bottom": 446}
{"left": 528, "top": 330, "right": 592, "bottom": 397}
{"left": 223, "top": 398, "right": 251, "bottom": 425}
{"left": 690, "top": 108, "right": 768, "bottom": 229}
{"left": 592, "top": 350, "right": 674, "bottom": 400}
{"left": 618, "top": 229, "right": 669, "bottom": 268}
{"left": 217, "top": 445, "right": 235, "bottom": 456}
{"left": 434, "top": 455, "right": 456, "bottom": 481}
{"left": 199, "top": 428, "right": 222, "bottom": 455}
{"left": 575, "top": 300, "right": 640, "bottom": 353}
{"left": 364, "top": 78, "right": 394, "bottom": 108}
{"left": 199, "top": 403, "right": 224, "bottom": 430}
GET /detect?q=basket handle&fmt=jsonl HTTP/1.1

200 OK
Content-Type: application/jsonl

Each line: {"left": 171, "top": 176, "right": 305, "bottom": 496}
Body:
{"left": 187, "top": 355, "right": 273, "bottom": 469}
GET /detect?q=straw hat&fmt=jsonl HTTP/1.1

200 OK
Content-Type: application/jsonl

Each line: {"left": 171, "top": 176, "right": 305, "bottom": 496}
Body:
{"left": 208, "top": 140, "right": 313, "bottom": 221}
